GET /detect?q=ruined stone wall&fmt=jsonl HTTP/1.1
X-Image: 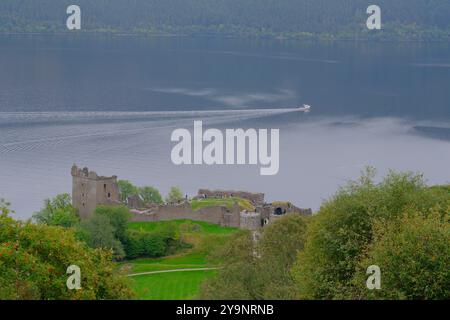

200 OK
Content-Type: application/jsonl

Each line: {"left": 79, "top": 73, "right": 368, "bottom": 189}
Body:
{"left": 269, "top": 202, "right": 313, "bottom": 217}
{"left": 130, "top": 199, "right": 313, "bottom": 229}
{"left": 240, "top": 212, "right": 262, "bottom": 231}
{"left": 198, "top": 189, "right": 265, "bottom": 205}
{"left": 131, "top": 202, "right": 241, "bottom": 228}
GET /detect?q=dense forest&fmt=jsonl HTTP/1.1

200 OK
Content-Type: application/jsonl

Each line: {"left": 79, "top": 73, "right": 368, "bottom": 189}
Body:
{"left": 0, "top": 0, "right": 449, "bottom": 40}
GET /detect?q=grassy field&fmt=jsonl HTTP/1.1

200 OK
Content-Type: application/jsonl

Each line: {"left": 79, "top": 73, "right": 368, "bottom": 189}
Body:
{"left": 190, "top": 197, "right": 255, "bottom": 211}
{"left": 126, "top": 251, "right": 208, "bottom": 273}
{"left": 128, "top": 219, "right": 238, "bottom": 235}
{"left": 131, "top": 270, "right": 217, "bottom": 300}
{"left": 123, "top": 219, "right": 238, "bottom": 300}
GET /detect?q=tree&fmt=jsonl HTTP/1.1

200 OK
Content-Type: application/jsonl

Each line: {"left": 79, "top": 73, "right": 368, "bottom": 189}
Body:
{"left": 166, "top": 186, "right": 184, "bottom": 204}
{"left": 139, "top": 186, "right": 163, "bottom": 204}
{"left": 0, "top": 1, "right": 449, "bottom": 40}
{"left": 78, "top": 213, "right": 125, "bottom": 261}
{"left": 291, "top": 168, "right": 450, "bottom": 299}
{"left": 200, "top": 231, "right": 257, "bottom": 299}
{"left": 255, "top": 214, "right": 308, "bottom": 299}
{"left": 200, "top": 214, "right": 308, "bottom": 299}
{"left": 0, "top": 210, "right": 133, "bottom": 299}
{"left": 77, "top": 205, "right": 131, "bottom": 260}
{"left": 94, "top": 205, "right": 131, "bottom": 243}
{"left": 0, "top": 198, "right": 12, "bottom": 217}
{"left": 353, "top": 209, "right": 450, "bottom": 300}
{"left": 118, "top": 180, "right": 138, "bottom": 202}
{"left": 32, "top": 193, "right": 79, "bottom": 228}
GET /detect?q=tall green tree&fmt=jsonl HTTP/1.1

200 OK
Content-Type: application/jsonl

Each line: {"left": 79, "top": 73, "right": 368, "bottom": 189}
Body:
{"left": 94, "top": 205, "right": 131, "bottom": 243}
{"left": 291, "top": 168, "right": 450, "bottom": 299}
{"left": 32, "top": 193, "right": 79, "bottom": 228}
{"left": 118, "top": 180, "right": 139, "bottom": 202}
{"left": 200, "top": 231, "right": 257, "bottom": 299}
{"left": 255, "top": 214, "right": 308, "bottom": 299}
{"left": 78, "top": 213, "right": 126, "bottom": 261}
{"left": 353, "top": 209, "right": 450, "bottom": 300}
{"left": 201, "top": 214, "right": 308, "bottom": 299}
{"left": 0, "top": 210, "right": 133, "bottom": 299}
{"left": 139, "top": 186, "right": 163, "bottom": 205}
{"left": 0, "top": 198, "right": 12, "bottom": 216}
{"left": 166, "top": 186, "right": 184, "bottom": 204}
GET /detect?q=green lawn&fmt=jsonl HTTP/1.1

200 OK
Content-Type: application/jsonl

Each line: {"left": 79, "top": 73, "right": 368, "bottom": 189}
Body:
{"left": 131, "top": 270, "right": 217, "bottom": 300}
{"left": 126, "top": 251, "right": 208, "bottom": 273}
{"left": 190, "top": 197, "right": 255, "bottom": 212}
{"left": 123, "top": 219, "right": 238, "bottom": 300}
{"left": 128, "top": 219, "right": 239, "bottom": 235}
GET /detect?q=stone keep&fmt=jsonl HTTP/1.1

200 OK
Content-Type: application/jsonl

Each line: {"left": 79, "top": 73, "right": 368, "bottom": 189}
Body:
{"left": 71, "top": 165, "right": 120, "bottom": 219}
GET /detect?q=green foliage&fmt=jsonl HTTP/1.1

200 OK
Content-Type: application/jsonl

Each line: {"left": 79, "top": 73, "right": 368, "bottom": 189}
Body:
{"left": 166, "top": 186, "right": 184, "bottom": 204}
{"left": 122, "top": 219, "right": 239, "bottom": 299}
{"left": 0, "top": 199, "right": 13, "bottom": 217}
{"left": 119, "top": 181, "right": 163, "bottom": 205}
{"left": 139, "top": 186, "right": 163, "bottom": 205}
{"left": 291, "top": 168, "right": 450, "bottom": 299}
{"left": 255, "top": 214, "right": 308, "bottom": 299}
{"left": 201, "top": 214, "right": 308, "bottom": 299}
{"left": 123, "top": 223, "right": 182, "bottom": 259}
{"left": 76, "top": 205, "right": 131, "bottom": 260}
{"left": 123, "top": 230, "right": 169, "bottom": 259}
{"left": 0, "top": 212, "right": 133, "bottom": 299}
{"left": 200, "top": 231, "right": 257, "bottom": 300}
{"left": 32, "top": 193, "right": 79, "bottom": 228}
{"left": 78, "top": 213, "right": 126, "bottom": 261}
{"left": 94, "top": 205, "right": 131, "bottom": 243}
{"left": 353, "top": 209, "right": 450, "bottom": 300}
{"left": 118, "top": 180, "right": 139, "bottom": 202}
{"left": 0, "top": 1, "right": 449, "bottom": 40}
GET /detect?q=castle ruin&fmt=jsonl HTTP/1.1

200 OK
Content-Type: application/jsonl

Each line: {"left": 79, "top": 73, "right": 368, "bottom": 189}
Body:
{"left": 71, "top": 165, "right": 120, "bottom": 219}
{"left": 71, "top": 165, "right": 312, "bottom": 229}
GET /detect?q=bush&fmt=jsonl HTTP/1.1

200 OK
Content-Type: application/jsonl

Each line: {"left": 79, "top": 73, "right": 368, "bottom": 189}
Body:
{"left": 123, "top": 230, "right": 167, "bottom": 259}
{"left": 123, "top": 225, "right": 179, "bottom": 259}
{"left": 0, "top": 211, "right": 133, "bottom": 300}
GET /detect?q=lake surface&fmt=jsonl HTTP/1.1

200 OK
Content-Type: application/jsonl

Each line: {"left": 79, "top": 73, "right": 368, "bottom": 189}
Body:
{"left": 1, "top": 35, "right": 449, "bottom": 218}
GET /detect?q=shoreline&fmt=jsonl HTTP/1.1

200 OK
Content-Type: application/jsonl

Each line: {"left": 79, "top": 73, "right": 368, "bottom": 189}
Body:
{"left": 1, "top": 30, "right": 450, "bottom": 44}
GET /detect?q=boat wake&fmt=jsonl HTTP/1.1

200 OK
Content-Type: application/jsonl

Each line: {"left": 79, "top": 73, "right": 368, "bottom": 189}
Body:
{"left": 0, "top": 108, "right": 303, "bottom": 153}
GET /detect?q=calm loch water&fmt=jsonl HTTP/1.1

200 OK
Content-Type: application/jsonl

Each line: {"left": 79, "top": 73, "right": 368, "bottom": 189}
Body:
{"left": 0, "top": 35, "right": 449, "bottom": 218}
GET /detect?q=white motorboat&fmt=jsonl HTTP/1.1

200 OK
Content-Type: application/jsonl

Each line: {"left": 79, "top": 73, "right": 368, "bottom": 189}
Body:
{"left": 297, "top": 104, "right": 311, "bottom": 112}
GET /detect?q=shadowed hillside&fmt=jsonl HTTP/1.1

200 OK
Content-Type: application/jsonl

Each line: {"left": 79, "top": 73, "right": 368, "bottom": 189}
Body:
{"left": 0, "top": 0, "right": 449, "bottom": 40}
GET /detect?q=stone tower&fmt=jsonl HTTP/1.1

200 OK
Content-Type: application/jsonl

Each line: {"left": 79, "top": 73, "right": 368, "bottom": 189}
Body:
{"left": 71, "top": 164, "right": 120, "bottom": 219}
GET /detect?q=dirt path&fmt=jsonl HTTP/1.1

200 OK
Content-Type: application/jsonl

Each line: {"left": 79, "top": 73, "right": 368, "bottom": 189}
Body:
{"left": 127, "top": 267, "right": 220, "bottom": 277}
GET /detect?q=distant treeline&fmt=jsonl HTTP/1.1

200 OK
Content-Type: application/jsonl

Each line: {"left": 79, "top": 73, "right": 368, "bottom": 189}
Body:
{"left": 0, "top": 0, "right": 449, "bottom": 40}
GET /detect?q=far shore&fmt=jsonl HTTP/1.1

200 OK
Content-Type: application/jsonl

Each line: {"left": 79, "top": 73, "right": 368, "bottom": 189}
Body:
{"left": 1, "top": 30, "right": 450, "bottom": 43}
